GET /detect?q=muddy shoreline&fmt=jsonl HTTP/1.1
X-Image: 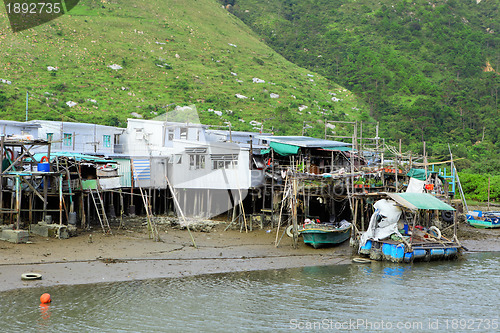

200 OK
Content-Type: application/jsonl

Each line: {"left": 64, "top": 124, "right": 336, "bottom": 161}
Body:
{"left": 1, "top": 218, "right": 499, "bottom": 292}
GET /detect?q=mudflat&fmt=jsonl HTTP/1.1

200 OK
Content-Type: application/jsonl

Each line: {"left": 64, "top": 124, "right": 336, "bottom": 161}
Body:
{"left": 0, "top": 218, "right": 353, "bottom": 292}
{"left": 0, "top": 218, "right": 498, "bottom": 292}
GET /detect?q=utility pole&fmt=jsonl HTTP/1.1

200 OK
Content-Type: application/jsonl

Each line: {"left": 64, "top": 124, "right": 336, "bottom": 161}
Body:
{"left": 25, "top": 91, "right": 29, "bottom": 121}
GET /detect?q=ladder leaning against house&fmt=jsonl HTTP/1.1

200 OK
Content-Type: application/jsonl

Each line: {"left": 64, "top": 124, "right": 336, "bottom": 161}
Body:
{"left": 89, "top": 188, "right": 112, "bottom": 234}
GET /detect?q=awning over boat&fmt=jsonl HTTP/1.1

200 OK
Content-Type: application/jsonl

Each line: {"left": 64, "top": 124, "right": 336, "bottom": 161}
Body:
{"left": 385, "top": 193, "right": 455, "bottom": 211}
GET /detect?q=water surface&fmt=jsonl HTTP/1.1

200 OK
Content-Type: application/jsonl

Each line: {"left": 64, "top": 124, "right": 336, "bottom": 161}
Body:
{"left": 1, "top": 253, "right": 499, "bottom": 332}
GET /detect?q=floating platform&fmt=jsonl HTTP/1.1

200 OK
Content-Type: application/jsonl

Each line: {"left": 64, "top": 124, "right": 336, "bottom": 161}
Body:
{"left": 359, "top": 239, "right": 460, "bottom": 263}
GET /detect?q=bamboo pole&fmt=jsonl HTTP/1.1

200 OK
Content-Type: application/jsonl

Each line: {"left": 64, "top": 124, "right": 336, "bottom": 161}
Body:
{"left": 292, "top": 176, "right": 299, "bottom": 249}
{"left": 0, "top": 135, "right": 4, "bottom": 223}
{"left": 423, "top": 141, "right": 427, "bottom": 182}
{"left": 271, "top": 149, "right": 275, "bottom": 227}
{"left": 15, "top": 176, "right": 20, "bottom": 229}
{"left": 42, "top": 143, "right": 51, "bottom": 222}
{"left": 119, "top": 189, "right": 124, "bottom": 229}
{"left": 237, "top": 187, "right": 248, "bottom": 233}
{"left": 165, "top": 175, "right": 197, "bottom": 248}
{"left": 59, "top": 175, "right": 63, "bottom": 226}
{"left": 138, "top": 184, "right": 158, "bottom": 241}
{"left": 275, "top": 175, "right": 289, "bottom": 246}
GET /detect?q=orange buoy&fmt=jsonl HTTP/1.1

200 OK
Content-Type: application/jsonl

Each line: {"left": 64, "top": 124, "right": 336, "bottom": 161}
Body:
{"left": 40, "top": 293, "right": 51, "bottom": 304}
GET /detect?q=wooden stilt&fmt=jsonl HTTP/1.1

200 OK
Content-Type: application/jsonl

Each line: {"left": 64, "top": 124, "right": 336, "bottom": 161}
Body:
{"left": 59, "top": 175, "right": 63, "bottom": 225}
{"left": 183, "top": 190, "right": 187, "bottom": 217}
{"left": 165, "top": 176, "right": 196, "bottom": 248}
{"left": 292, "top": 177, "right": 299, "bottom": 249}
{"left": 0, "top": 135, "right": 4, "bottom": 223}
{"left": 15, "top": 176, "right": 20, "bottom": 229}
{"left": 119, "top": 189, "right": 124, "bottom": 228}
{"left": 271, "top": 149, "right": 275, "bottom": 228}
{"left": 29, "top": 192, "right": 33, "bottom": 224}
{"left": 193, "top": 190, "right": 198, "bottom": 217}
{"left": 207, "top": 189, "right": 212, "bottom": 219}
{"left": 361, "top": 199, "right": 365, "bottom": 232}
{"left": 275, "top": 175, "right": 289, "bottom": 247}
{"left": 81, "top": 193, "right": 86, "bottom": 229}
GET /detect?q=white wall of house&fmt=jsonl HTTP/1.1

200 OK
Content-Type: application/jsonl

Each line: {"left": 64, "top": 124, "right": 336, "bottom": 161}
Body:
{"left": 28, "top": 120, "right": 124, "bottom": 155}
{"left": 121, "top": 119, "right": 211, "bottom": 188}
{"left": 119, "top": 119, "right": 264, "bottom": 190}
{"left": 121, "top": 119, "right": 208, "bottom": 157}
{"left": 0, "top": 120, "right": 40, "bottom": 138}
{"left": 169, "top": 141, "right": 258, "bottom": 190}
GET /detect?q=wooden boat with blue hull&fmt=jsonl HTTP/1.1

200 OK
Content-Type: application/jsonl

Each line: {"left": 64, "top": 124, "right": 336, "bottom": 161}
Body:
{"left": 466, "top": 210, "right": 500, "bottom": 229}
{"left": 299, "top": 221, "right": 351, "bottom": 249}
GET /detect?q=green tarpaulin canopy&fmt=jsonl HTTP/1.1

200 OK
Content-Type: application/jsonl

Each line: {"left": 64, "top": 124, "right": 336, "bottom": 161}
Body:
{"left": 321, "top": 146, "right": 352, "bottom": 151}
{"left": 269, "top": 141, "right": 300, "bottom": 156}
{"left": 385, "top": 192, "right": 455, "bottom": 211}
{"left": 406, "top": 168, "right": 441, "bottom": 181}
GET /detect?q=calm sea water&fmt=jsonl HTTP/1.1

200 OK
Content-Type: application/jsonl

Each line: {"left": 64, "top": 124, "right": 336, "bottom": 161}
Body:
{"left": 1, "top": 253, "right": 499, "bottom": 332}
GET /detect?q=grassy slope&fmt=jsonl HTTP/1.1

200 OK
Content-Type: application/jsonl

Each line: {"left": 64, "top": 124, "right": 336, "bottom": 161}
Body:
{"left": 231, "top": 0, "right": 500, "bottom": 168}
{"left": 0, "top": 0, "right": 367, "bottom": 137}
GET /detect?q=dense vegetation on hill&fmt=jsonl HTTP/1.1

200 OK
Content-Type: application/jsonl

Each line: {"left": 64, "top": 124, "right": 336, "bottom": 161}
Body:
{"left": 0, "top": 0, "right": 366, "bottom": 136}
{"left": 231, "top": 0, "right": 499, "bottom": 175}
{"left": 0, "top": 0, "right": 497, "bottom": 199}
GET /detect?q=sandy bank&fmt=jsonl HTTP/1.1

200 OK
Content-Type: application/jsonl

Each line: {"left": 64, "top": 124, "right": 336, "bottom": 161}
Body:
{"left": 1, "top": 218, "right": 498, "bottom": 292}
{"left": 0, "top": 220, "right": 353, "bottom": 292}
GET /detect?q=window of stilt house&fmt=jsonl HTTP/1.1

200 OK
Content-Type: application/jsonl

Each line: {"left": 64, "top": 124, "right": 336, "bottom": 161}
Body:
{"left": 103, "top": 135, "right": 111, "bottom": 148}
{"left": 211, "top": 154, "right": 238, "bottom": 169}
{"left": 189, "top": 154, "right": 206, "bottom": 170}
{"left": 180, "top": 128, "right": 188, "bottom": 140}
{"left": 63, "top": 133, "right": 72, "bottom": 146}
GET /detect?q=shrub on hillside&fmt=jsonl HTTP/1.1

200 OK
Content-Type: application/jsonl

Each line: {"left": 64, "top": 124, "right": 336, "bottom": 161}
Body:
{"left": 459, "top": 173, "right": 500, "bottom": 202}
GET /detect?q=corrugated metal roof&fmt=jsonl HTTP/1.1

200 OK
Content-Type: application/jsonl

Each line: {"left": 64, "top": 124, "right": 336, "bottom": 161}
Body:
{"left": 31, "top": 152, "right": 114, "bottom": 163}
{"left": 258, "top": 135, "right": 350, "bottom": 148}
{"left": 29, "top": 120, "right": 124, "bottom": 132}
{"left": 115, "top": 158, "right": 132, "bottom": 187}
{"left": 0, "top": 120, "right": 41, "bottom": 128}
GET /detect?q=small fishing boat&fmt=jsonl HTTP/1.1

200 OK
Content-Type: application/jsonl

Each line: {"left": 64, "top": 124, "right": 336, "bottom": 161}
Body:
{"left": 298, "top": 220, "right": 351, "bottom": 248}
{"left": 466, "top": 210, "right": 500, "bottom": 229}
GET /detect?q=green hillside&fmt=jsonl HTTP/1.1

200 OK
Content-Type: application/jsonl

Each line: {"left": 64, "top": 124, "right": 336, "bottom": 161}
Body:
{"left": 0, "top": 0, "right": 367, "bottom": 136}
{"left": 231, "top": 0, "right": 500, "bottom": 173}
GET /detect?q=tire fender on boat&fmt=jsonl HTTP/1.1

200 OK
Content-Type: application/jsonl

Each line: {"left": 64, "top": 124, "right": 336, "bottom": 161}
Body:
{"left": 286, "top": 225, "right": 294, "bottom": 237}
